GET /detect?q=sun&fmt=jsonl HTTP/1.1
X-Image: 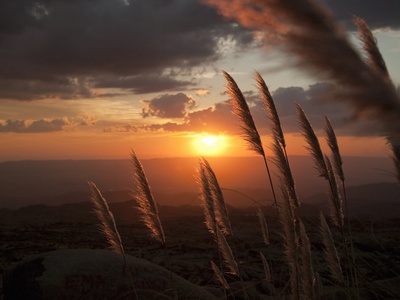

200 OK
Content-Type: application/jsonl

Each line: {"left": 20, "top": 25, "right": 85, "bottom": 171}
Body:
{"left": 193, "top": 134, "right": 228, "bottom": 156}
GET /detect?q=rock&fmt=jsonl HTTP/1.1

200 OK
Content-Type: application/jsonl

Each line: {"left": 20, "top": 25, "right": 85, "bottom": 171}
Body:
{"left": 3, "top": 249, "right": 218, "bottom": 300}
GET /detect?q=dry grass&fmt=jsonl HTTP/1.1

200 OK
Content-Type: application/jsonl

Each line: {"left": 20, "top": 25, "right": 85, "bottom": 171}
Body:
{"left": 85, "top": 3, "right": 400, "bottom": 299}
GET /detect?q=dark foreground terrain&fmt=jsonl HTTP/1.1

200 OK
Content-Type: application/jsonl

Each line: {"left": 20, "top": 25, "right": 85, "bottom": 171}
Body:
{"left": 1, "top": 201, "right": 400, "bottom": 299}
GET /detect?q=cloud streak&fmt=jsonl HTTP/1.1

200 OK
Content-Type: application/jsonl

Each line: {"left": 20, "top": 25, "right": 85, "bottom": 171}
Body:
{"left": 0, "top": 115, "right": 96, "bottom": 133}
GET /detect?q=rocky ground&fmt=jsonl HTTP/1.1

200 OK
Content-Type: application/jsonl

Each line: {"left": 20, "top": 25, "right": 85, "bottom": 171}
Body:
{"left": 1, "top": 205, "right": 400, "bottom": 299}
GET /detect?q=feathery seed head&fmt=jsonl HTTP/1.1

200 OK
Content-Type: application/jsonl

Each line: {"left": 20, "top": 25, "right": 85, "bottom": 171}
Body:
{"left": 296, "top": 103, "right": 328, "bottom": 179}
{"left": 131, "top": 150, "right": 165, "bottom": 245}
{"left": 223, "top": 70, "right": 265, "bottom": 157}
{"left": 89, "top": 181, "right": 124, "bottom": 255}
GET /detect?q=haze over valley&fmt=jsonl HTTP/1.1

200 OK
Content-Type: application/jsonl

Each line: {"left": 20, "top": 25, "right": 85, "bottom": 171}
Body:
{"left": 1, "top": 156, "right": 398, "bottom": 216}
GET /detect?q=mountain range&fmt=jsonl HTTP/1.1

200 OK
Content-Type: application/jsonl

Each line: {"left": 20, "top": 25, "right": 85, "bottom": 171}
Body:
{"left": 0, "top": 156, "right": 398, "bottom": 213}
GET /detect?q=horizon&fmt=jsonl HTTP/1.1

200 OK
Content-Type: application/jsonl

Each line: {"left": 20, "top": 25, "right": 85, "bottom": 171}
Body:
{"left": 0, "top": 151, "right": 395, "bottom": 164}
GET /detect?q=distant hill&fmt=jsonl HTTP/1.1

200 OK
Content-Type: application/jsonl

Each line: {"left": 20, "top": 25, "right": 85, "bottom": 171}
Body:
{"left": 0, "top": 156, "right": 397, "bottom": 208}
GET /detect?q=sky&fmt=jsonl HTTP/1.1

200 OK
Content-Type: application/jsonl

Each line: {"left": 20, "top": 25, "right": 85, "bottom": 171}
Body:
{"left": 1, "top": 0, "right": 400, "bottom": 161}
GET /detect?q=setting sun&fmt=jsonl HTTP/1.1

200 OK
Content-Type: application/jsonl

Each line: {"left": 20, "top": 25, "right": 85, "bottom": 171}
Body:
{"left": 192, "top": 134, "right": 228, "bottom": 156}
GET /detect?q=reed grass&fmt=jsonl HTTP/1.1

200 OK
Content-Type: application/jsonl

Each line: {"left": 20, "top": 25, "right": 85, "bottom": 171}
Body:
{"left": 89, "top": 181, "right": 138, "bottom": 300}
{"left": 130, "top": 150, "right": 178, "bottom": 299}
{"left": 84, "top": 4, "right": 400, "bottom": 299}
{"left": 199, "top": 157, "right": 233, "bottom": 236}
{"left": 257, "top": 207, "right": 269, "bottom": 246}
{"left": 197, "top": 157, "right": 249, "bottom": 300}
{"left": 210, "top": 260, "right": 230, "bottom": 291}
{"left": 223, "top": 70, "right": 278, "bottom": 206}
{"left": 131, "top": 150, "right": 165, "bottom": 245}
{"left": 320, "top": 212, "right": 345, "bottom": 286}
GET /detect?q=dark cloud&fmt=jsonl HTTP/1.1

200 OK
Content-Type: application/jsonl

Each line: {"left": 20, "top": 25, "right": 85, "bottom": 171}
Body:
{"left": 0, "top": 115, "right": 96, "bottom": 132}
{"left": 0, "top": 0, "right": 253, "bottom": 101}
{"left": 0, "top": 118, "right": 70, "bottom": 133}
{"left": 95, "top": 74, "right": 193, "bottom": 94}
{"left": 0, "top": 77, "right": 96, "bottom": 101}
{"left": 141, "top": 93, "right": 196, "bottom": 118}
{"left": 324, "top": 0, "right": 400, "bottom": 30}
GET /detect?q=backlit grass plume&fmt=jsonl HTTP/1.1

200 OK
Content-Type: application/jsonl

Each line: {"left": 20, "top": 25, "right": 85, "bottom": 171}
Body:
{"left": 199, "top": 157, "right": 232, "bottom": 236}
{"left": 324, "top": 116, "right": 344, "bottom": 183}
{"left": 210, "top": 260, "right": 230, "bottom": 290}
{"left": 197, "top": 159, "right": 217, "bottom": 236}
{"left": 255, "top": 71, "right": 286, "bottom": 154}
{"left": 89, "top": 181, "right": 138, "bottom": 300}
{"left": 89, "top": 181, "right": 124, "bottom": 254}
{"left": 223, "top": 70, "right": 277, "bottom": 205}
{"left": 296, "top": 103, "right": 328, "bottom": 179}
{"left": 131, "top": 150, "right": 165, "bottom": 245}
{"left": 325, "top": 156, "right": 344, "bottom": 229}
{"left": 216, "top": 226, "right": 240, "bottom": 276}
{"left": 223, "top": 70, "right": 264, "bottom": 156}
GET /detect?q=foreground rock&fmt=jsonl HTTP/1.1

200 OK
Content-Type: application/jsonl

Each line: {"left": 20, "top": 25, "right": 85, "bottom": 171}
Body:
{"left": 3, "top": 249, "right": 218, "bottom": 300}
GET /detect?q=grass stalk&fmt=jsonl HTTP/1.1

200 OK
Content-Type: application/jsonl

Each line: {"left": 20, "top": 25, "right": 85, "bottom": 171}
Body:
{"left": 324, "top": 116, "right": 359, "bottom": 297}
{"left": 89, "top": 181, "right": 138, "bottom": 300}
{"left": 130, "top": 150, "right": 178, "bottom": 300}
{"left": 320, "top": 212, "right": 345, "bottom": 286}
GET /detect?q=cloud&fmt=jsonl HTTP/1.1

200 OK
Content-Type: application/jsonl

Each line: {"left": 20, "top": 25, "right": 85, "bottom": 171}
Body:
{"left": 106, "top": 81, "right": 383, "bottom": 137}
{"left": 195, "top": 89, "right": 210, "bottom": 96}
{"left": 94, "top": 74, "right": 193, "bottom": 94}
{"left": 141, "top": 93, "right": 196, "bottom": 118}
{"left": 0, "top": 118, "right": 71, "bottom": 133}
{"left": 0, "top": 0, "right": 253, "bottom": 101}
{"left": 0, "top": 115, "right": 97, "bottom": 133}
{"left": 324, "top": 0, "right": 400, "bottom": 30}
{"left": 106, "top": 101, "right": 237, "bottom": 133}
{"left": 76, "top": 114, "right": 97, "bottom": 126}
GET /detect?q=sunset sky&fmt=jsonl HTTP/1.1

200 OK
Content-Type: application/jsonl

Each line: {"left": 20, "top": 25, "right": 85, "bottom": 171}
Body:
{"left": 1, "top": 0, "right": 399, "bottom": 161}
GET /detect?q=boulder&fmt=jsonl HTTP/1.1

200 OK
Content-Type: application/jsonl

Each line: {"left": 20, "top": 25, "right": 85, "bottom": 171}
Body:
{"left": 3, "top": 249, "right": 218, "bottom": 300}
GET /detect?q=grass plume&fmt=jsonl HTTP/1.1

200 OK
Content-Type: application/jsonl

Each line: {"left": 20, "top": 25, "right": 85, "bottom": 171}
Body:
{"left": 325, "top": 155, "right": 344, "bottom": 229}
{"left": 324, "top": 116, "right": 344, "bottom": 182}
{"left": 89, "top": 181, "right": 125, "bottom": 255}
{"left": 299, "top": 221, "right": 316, "bottom": 300}
{"left": 354, "top": 15, "right": 390, "bottom": 79}
{"left": 257, "top": 207, "right": 269, "bottom": 246}
{"left": 131, "top": 150, "right": 165, "bottom": 245}
{"left": 223, "top": 70, "right": 264, "bottom": 157}
{"left": 210, "top": 260, "right": 230, "bottom": 291}
{"left": 296, "top": 103, "right": 327, "bottom": 179}
{"left": 197, "top": 160, "right": 217, "bottom": 236}
{"left": 320, "top": 213, "right": 345, "bottom": 285}
{"left": 255, "top": 71, "right": 286, "bottom": 152}
{"left": 215, "top": 225, "right": 240, "bottom": 278}
{"left": 89, "top": 181, "right": 138, "bottom": 300}
{"left": 199, "top": 157, "right": 232, "bottom": 236}
{"left": 223, "top": 70, "right": 277, "bottom": 206}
